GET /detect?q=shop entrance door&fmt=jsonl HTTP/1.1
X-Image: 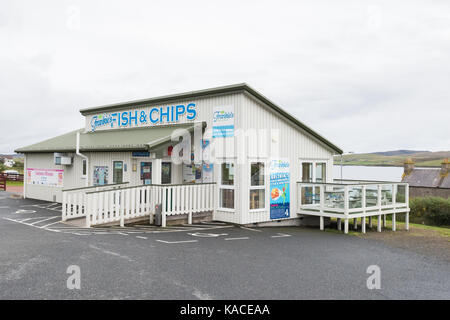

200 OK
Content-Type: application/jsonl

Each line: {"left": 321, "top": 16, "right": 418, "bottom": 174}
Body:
{"left": 113, "top": 161, "right": 124, "bottom": 184}
{"left": 161, "top": 162, "right": 172, "bottom": 184}
{"left": 141, "top": 162, "right": 152, "bottom": 185}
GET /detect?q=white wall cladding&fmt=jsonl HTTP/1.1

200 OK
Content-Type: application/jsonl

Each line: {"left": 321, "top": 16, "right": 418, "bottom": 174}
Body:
{"left": 238, "top": 92, "right": 335, "bottom": 225}
{"left": 25, "top": 153, "right": 85, "bottom": 202}
{"left": 24, "top": 90, "right": 339, "bottom": 226}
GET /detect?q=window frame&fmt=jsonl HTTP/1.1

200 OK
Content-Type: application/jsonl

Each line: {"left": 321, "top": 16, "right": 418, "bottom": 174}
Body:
{"left": 161, "top": 161, "right": 172, "bottom": 184}
{"left": 81, "top": 159, "right": 87, "bottom": 179}
{"left": 218, "top": 161, "right": 235, "bottom": 212}
{"left": 249, "top": 160, "right": 267, "bottom": 212}
{"left": 299, "top": 160, "right": 328, "bottom": 183}
{"left": 112, "top": 160, "right": 124, "bottom": 184}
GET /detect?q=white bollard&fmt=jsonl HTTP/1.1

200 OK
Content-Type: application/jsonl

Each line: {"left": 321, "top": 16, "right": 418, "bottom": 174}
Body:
{"left": 188, "top": 212, "right": 192, "bottom": 225}
{"left": 392, "top": 213, "right": 396, "bottom": 231}
{"left": 344, "top": 219, "right": 349, "bottom": 234}
{"left": 353, "top": 218, "right": 358, "bottom": 230}
{"left": 369, "top": 216, "right": 373, "bottom": 228}
{"left": 320, "top": 216, "right": 324, "bottom": 231}
{"left": 377, "top": 215, "right": 382, "bottom": 232}
{"left": 337, "top": 218, "right": 342, "bottom": 231}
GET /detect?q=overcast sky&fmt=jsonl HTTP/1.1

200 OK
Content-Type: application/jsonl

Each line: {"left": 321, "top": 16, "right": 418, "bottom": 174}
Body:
{"left": 1, "top": 0, "right": 449, "bottom": 154}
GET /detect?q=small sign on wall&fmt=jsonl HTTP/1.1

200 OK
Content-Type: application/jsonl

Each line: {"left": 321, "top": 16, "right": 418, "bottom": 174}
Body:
{"left": 27, "top": 168, "right": 64, "bottom": 187}
{"left": 212, "top": 105, "right": 234, "bottom": 138}
{"left": 93, "top": 166, "right": 108, "bottom": 186}
{"left": 269, "top": 159, "right": 290, "bottom": 219}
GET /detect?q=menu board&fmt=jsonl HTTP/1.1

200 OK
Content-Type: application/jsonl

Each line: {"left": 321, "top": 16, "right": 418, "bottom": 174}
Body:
{"left": 27, "top": 168, "right": 64, "bottom": 187}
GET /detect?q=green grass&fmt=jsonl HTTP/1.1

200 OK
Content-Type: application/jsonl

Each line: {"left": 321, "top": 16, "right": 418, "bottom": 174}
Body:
{"left": 326, "top": 217, "right": 450, "bottom": 238}
{"left": 6, "top": 181, "right": 23, "bottom": 187}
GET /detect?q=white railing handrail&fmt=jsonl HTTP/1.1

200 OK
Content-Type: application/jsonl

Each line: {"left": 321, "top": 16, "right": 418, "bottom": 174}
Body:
{"left": 62, "top": 181, "right": 130, "bottom": 193}
{"left": 66, "top": 182, "right": 217, "bottom": 228}
{"left": 297, "top": 181, "right": 409, "bottom": 217}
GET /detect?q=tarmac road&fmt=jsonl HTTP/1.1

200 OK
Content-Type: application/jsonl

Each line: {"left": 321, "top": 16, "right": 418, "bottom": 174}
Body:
{"left": 0, "top": 193, "right": 449, "bottom": 299}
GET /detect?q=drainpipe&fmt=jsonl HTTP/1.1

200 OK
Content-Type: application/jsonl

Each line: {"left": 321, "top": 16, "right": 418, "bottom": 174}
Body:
{"left": 76, "top": 131, "right": 89, "bottom": 187}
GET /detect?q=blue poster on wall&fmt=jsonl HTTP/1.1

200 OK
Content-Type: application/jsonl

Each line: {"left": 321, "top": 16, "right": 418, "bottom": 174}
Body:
{"left": 270, "top": 159, "right": 290, "bottom": 219}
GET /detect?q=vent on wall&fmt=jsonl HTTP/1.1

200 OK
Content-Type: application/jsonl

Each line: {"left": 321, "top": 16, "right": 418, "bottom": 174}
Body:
{"left": 54, "top": 153, "right": 73, "bottom": 166}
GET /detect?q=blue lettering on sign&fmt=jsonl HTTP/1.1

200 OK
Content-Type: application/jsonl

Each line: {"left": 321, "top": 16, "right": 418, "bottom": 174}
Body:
{"left": 90, "top": 103, "right": 197, "bottom": 131}
{"left": 186, "top": 103, "right": 197, "bottom": 120}
{"left": 213, "top": 110, "right": 234, "bottom": 122}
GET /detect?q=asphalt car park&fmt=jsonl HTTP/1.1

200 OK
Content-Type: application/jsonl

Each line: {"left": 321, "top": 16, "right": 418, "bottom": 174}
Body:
{"left": 0, "top": 193, "right": 449, "bottom": 299}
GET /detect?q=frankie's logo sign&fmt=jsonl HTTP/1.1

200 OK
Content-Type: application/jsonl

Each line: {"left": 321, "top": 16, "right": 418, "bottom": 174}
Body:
{"left": 213, "top": 110, "right": 234, "bottom": 122}
{"left": 90, "top": 103, "right": 197, "bottom": 132}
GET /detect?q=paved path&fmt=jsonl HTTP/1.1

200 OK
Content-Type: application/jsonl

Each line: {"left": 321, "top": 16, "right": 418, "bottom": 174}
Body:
{"left": 0, "top": 193, "right": 449, "bottom": 299}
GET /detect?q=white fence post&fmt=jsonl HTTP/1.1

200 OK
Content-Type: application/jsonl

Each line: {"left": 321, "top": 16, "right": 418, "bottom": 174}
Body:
{"left": 86, "top": 193, "right": 92, "bottom": 227}
{"left": 344, "top": 185, "right": 349, "bottom": 234}
{"left": 119, "top": 189, "right": 124, "bottom": 227}
{"left": 405, "top": 183, "right": 410, "bottom": 231}
{"left": 62, "top": 192, "right": 67, "bottom": 221}
{"left": 162, "top": 187, "right": 167, "bottom": 227}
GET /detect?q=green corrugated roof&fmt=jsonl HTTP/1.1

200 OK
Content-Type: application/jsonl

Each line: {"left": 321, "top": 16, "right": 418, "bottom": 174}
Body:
{"left": 15, "top": 123, "right": 202, "bottom": 153}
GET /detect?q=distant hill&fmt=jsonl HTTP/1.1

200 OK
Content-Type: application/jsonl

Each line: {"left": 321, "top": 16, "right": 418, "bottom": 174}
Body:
{"left": 371, "top": 150, "right": 429, "bottom": 156}
{"left": 0, "top": 153, "right": 23, "bottom": 159}
{"left": 334, "top": 150, "right": 450, "bottom": 167}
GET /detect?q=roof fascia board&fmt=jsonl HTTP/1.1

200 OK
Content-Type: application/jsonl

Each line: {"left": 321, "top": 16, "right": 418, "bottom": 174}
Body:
{"left": 80, "top": 84, "right": 247, "bottom": 115}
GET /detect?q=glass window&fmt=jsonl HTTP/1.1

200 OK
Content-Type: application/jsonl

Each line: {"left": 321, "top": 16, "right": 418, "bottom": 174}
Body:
{"left": 220, "top": 189, "right": 235, "bottom": 209}
{"left": 221, "top": 163, "right": 234, "bottom": 185}
{"left": 315, "top": 163, "right": 326, "bottom": 182}
{"left": 141, "top": 162, "right": 152, "bottom": 185}
{"left": 161, "top": 162, "right": 172, "bottom": 184}
{"left": 249, "top": 162, "right": 265, "bottom": 210}
{"left": 250, "top": 189, "right": 265, "bottom": 210}
{"left": 250, "top": 162, "right": 264, "bottom": 186}
{"left": 82, "top": 159, "right": 87, "bottom": 176}
{"left": 113, "top": 161, "right": 123, "bottom": 184}
{"left": 302, "top": 163, "right": 312, "bottom": 182}
{"left": 219, "top": 162, "right": 235, "bottom": 210}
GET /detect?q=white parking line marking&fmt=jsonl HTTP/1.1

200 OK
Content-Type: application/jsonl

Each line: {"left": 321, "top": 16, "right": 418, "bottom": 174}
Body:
{"left": 156, "top": 239, "right": 198, "bottom": 244}
{"left": 15, "top": 209, "right": 36, "bottom": 214}
{"left": 136, "top": 236, "right": 147, "bottom": 240}
{"left": 16, "top": 217, "right": 51, "bottom": 222}
{"left": 29, "top": 216, "right": 60, "bottom": 225}
{"left": 240, "top": 226, "right": 262, "bottom": 232}
{"left": 188, "top": 232, "right": 228, "bottom": 237}
{"left": 271, "top": 233, "right": 291, "bottom": 238}
{"left": 40, "top": 221, "right": 63, "bottom": 228}
{"left": 224, "top": 237, "right": 250, "bottom": 241}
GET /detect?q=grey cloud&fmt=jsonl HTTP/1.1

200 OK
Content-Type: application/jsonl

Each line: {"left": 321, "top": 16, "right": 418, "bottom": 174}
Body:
{"left": 0, "top": 0, "right": 449, "bottom": 153}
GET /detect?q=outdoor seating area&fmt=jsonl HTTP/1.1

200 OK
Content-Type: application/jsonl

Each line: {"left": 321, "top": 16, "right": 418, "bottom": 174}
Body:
{"left": 297, "top": 180, "right": 410, "bottom": 234}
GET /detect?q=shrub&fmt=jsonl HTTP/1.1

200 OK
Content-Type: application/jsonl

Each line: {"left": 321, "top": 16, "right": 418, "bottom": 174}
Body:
{"left": 407, "top": 197, "right": 450, "bottom": 226}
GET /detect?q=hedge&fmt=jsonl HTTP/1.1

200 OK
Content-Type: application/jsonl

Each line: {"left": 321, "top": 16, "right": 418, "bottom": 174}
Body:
{"left": 406, "top": 197, "right": 450, "bottom": 226}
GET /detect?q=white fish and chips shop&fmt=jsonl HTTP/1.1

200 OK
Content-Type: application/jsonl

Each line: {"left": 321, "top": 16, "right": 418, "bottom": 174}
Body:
{"left": 16, "top": 84, "right": 410, "bottom": 232}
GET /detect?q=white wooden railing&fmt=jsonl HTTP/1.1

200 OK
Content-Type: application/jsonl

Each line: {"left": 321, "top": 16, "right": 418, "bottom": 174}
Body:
{"left": 297, "top": 181, "right": 410, "bottom": 233}
{"left": 81, "top": 183, "right": 216, "bottom": 227}
{"left": 62, "top": 182, "right": 129, "bottom": 221}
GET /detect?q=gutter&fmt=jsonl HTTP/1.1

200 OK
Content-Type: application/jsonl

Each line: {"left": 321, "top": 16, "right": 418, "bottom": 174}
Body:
{"left": 76, "top": 131, "right": 89, "bottom": 187}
